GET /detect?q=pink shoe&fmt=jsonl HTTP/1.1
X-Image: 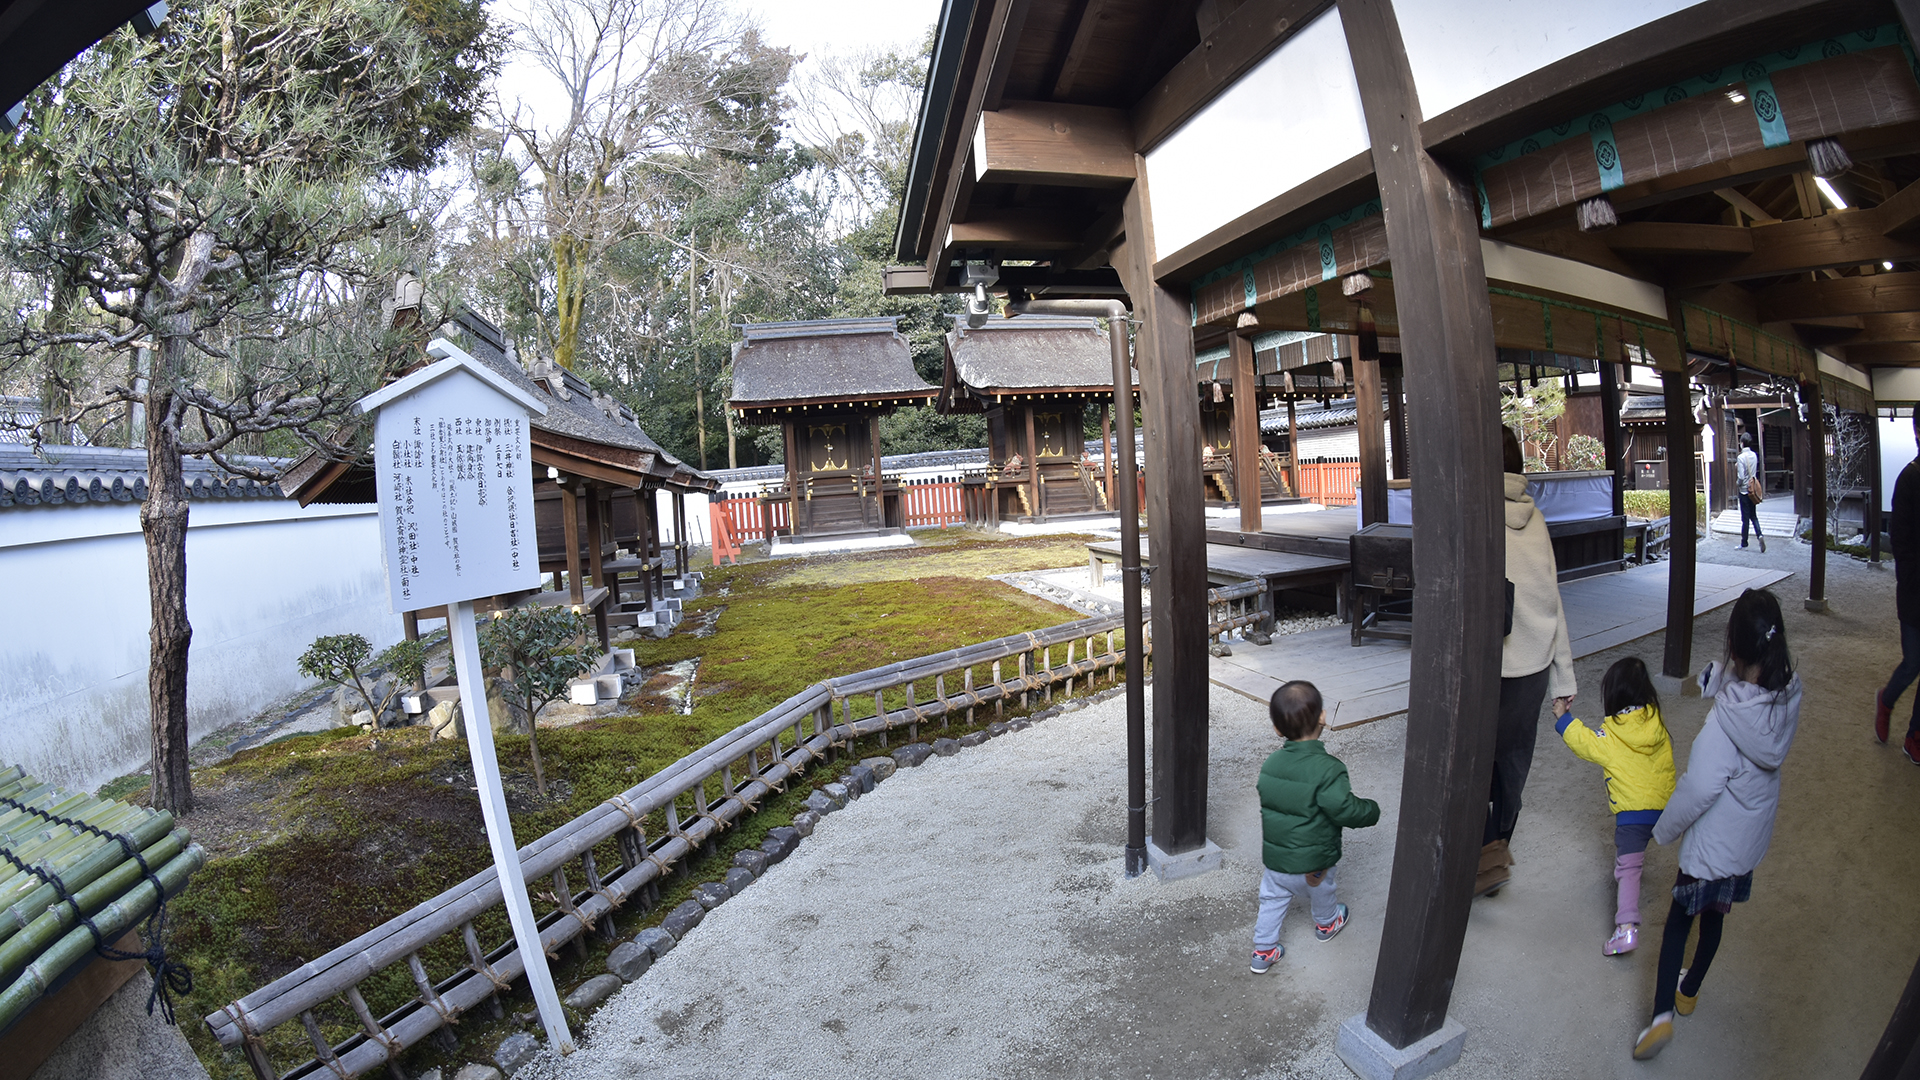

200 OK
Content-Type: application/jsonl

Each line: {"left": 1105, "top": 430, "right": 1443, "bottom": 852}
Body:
{"left": 1604, "top": 923, "right": 1638, "bottom": 956}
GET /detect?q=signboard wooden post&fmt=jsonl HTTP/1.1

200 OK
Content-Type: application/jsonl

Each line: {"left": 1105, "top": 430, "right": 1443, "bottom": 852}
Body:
{"left": 353, "top": 338, "right": 576, "bottom": 1056}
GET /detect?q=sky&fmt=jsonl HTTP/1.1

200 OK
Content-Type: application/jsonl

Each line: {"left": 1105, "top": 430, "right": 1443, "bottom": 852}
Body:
{"left": 491, "top": 0, "right": 945, "bottom": 130}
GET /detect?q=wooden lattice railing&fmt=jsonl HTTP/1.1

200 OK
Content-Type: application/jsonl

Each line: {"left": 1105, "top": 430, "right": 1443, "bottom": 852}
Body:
{"left": 207, "top": 578, "right": 1276, "bottom": 1079}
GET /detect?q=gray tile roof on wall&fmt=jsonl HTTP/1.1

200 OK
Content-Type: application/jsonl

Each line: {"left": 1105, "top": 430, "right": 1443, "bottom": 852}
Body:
{"left": 730, "top": 318, "right": 936, "bottom": 405}
{"left": 0, "top": 444, "right": 289, "bottom": 509}
{"left": 1259, "top": 398, "right": 1359, "bottom": 435}
{"left": 945, "top": 314, "right": 1124, "bottom": 393}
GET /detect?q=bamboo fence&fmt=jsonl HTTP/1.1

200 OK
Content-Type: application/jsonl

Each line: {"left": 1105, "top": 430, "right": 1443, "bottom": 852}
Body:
{"left": 0, "top": 764, "right": 205, "bottom": 1034}
{"left": 208, "top": 584, "right": 1270, "bottom": 1079}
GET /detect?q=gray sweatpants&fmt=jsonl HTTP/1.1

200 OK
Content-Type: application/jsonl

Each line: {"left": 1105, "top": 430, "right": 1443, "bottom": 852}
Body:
{"left": 1253, "top": 865, "right": 1340, "bottom": 949}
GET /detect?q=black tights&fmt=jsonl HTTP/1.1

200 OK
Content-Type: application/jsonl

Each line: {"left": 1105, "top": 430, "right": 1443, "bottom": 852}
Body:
{"left": 1653, "top": 899, "right": 1725, "bottom": 1018}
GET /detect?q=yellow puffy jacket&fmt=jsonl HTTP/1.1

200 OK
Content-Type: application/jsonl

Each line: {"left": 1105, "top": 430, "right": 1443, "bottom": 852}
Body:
{"left": 1555, "top": 704, "right": 1676, "bottom": 814}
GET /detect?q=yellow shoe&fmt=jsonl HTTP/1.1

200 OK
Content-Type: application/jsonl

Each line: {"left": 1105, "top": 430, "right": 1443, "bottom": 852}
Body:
{"left": 1676, "top": 968, "right": 1697, "bottom": 1016}
{"left": 1633, "top": 1014, "right": 1674, "bottom": 1060}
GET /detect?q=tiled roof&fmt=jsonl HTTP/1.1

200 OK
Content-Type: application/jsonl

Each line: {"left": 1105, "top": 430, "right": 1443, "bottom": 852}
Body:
{"left": 1259, "top": 398, "right": 1360, "bottom": 434}
{"left": 729, "top": 318, "right": 936, "bottom": 406}
{"left": 0, "top": 444, "right": 288, "bottom": 509}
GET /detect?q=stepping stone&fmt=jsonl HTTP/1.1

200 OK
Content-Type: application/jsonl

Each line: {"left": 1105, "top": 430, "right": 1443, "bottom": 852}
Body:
{"left": 767, "top": 826, "right": 800, "bottom": 858}
{"left": 607, "top": 940, "right": 652, "bottom": 981}
{"left": 661, "top": 899, "right": 705, "bottom": 938}
{"left": 635, "top": 927, "right": 675, "bottom": 960}
{"left": 959, "top": 732, "right": 988, "bottom": 747}
{"left": 822, "top": 781, "right": 851, "bottom": 806}
{"left": 724, "top": 867, "right": 755, "bottom": 893}
{"left": 803, "top": 790, "right": 836, "bottom": 815}
{"left": 893, "top": 743, "right": 934, "bottom": 768}
{"left": 848, "top": 763, "right": 876, "bottom": 792}
{"left": 565, "top": 974, "right": 623, "bottom": 1010}
{"left": 691, "top": 881, "right": 731, "bottom": 910}
{"left": 791, "top": 810, "right": 820, "bottom": 837}
{"left": 932, "top": 737, "right": 960, "bottom": 756}
{"left": 732, "top": 849, "right": 768, "bottom": 877}
{"left": 495, "top": 1032, "right": 538, "bottom": 1076}
{"left": 860, "top": 755, "right": 897, "bottom": 781}
{"left": 987, "top": 722, "right": 1009, "bottom": 738}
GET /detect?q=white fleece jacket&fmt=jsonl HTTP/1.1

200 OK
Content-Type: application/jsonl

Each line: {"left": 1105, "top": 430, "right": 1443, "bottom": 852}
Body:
{"left": 1653, "top": 662, "right": 1802, "bottom": 880}
{"left": 1502, "top": 473, "right": 1576, "bottom": 697}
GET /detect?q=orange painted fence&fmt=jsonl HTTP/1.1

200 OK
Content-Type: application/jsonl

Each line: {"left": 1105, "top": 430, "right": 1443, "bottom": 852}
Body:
{"left": 902, "top": 479, "right": 964, "bottom": 528}
{"left": 1295, "top": 457, "right": 1360, "bottom": 507}
{"left": 711, "top": 495, "right": 767, "bottom": 543}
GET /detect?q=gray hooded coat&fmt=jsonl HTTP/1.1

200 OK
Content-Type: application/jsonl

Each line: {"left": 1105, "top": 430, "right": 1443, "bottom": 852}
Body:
{"left": 1652, "top": 662, "right": 1802, "bottom": 881}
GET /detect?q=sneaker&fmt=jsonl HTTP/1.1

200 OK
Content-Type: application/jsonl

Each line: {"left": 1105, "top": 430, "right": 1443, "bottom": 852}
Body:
{"left": 1878, "top": 689, "right": 1893, "bottom": 745}
{"left": 1315, "top": 903, "right": 1349, "bottom": 941}
{"left": 1249, "top": 945, "right": 1282, "bottom": 973}
{"left": 1603, "top": 923, "right": 1638, "bottom": 956}
{"left": 1633, "top": 1013, "right": 1674, "bottom": 1060}
{"left": 1676, "top": 967, "right": 1698, "bottom": 1016}
{"left": 1759, "top": 534, "right": 1767, "bottom": 553}
{"left": 1905, "top": 732, "right": 1920, "bottom": 766}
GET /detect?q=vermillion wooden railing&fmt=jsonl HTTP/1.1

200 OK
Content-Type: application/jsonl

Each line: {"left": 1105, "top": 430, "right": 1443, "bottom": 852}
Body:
{"left": 709, "top": 494, "right": 766, "bottom": 542}
{"left": 207, "top": 581, "right": 1273, "bottom": 1079}
{"left": 1295, "top": 457, "right": 1361, "bottom": 507}
{"left": 901, "top": 479, "right": 964, "bottom": 528}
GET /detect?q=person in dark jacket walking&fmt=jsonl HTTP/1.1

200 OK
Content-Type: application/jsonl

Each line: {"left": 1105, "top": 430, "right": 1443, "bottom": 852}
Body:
{"left": 1876, "top": 411, "right": 1920, "bottom": 764}
{"left": 1249, "top": 681, "right": 1381, "bottom": 973}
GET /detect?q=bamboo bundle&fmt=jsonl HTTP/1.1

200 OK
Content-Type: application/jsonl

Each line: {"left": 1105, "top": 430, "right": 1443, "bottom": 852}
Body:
{"left": 0, "top": 768, "right": 199, "bottom": 1036}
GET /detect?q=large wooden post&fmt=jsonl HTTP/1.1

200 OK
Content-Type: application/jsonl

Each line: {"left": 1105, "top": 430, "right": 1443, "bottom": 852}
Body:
{"left": 1387, "top": 368, "right": 1410, "bottom": 480}
{"left": 1600, "top": 361, "right": 1626, "bottom": 518}
{"left": 1231, "top": 328, "right": 1264, "bottom": 531}
{"left": 1354, "top": 337, "right": 1389, "bottom": 526}
{"left": 1116, "top": 156, "right": 1214, "bottom": 863}
{"left": 1806, "top": 377, "right": 1829, "bottom": 611}
{"left": 560, "top": 482, "right": 584, "bottom": 604}
{"left": 1662, "top": 367, "right": 1698, "bottom": 678}
{"left": 1286, "top": 396, "right": 1301, "bottom": 496}
{"left": 1341, "top": 0, "right": 1505, "bottom": 1053}
{"left": 1870, "top": 407, "right": 1885, "bottom": 565}
{"left": 1706, "top": 391, "right": 1728, "bottom": 518}
{"left": 1024, "top": 403, "right": 1042, "bottom": 520}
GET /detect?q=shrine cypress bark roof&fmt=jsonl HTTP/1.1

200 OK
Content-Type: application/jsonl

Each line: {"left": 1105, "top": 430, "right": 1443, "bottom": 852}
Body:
{"left": 942, "top": 314, "right": 1133, "bottom": 397}
{"left": 728, "top": 318, "right": 938, "bottom": 413}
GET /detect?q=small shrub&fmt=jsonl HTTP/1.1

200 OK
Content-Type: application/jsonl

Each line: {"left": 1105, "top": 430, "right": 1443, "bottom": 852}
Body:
{"left": 298, "top": 634, "right": 427, "bottom": 725}
{"left": 479, "top": 606, "right": 596, "bottom": 797}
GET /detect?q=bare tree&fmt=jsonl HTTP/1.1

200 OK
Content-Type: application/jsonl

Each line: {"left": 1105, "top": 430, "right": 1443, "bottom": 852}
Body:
{"left": 490, "top": 0, "right": 794, "bottom": 370}
{"left": 789, "top": 42, "right": 928, "bottom": 234}
{"left": 0, "top": 0, "right": 498, "bottom": 812}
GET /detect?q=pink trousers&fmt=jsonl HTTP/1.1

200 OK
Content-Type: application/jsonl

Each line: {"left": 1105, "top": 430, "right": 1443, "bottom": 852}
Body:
{"left": 1614, "top": 851, "right": 1645, "bottom": 926}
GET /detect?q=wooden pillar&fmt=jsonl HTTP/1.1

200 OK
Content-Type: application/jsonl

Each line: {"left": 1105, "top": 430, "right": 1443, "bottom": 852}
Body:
{"left": 646, "top": 488, "right": 663, "bottom": 604}
{"left": 870, "top": 412, "right": 886, "bottom": 529}
{"left": 1794, "top": 406, "right": 1813, "bottom": 517}
{"left": 1386, "top": 368, "right": 1410, "bottom": 480}
{"left": 1353, "top": 323, "right": 1388, "bottom": 526}
{"left": 1807, "top": 377, "right": 1829, "bottom": 611}
{"left": 1871, "top": 408, "right": 1886, "bottom": 564}
{"left": 1286, "top": 396, "right": 1300, "bottom": 496}
{"left": 1117, "top": 155, "right": 1212, "bottom": 857}
{"left": 1024, "top": 403, "right": 1042, "bottom": 521}
{"left": 584, "top": 487, "right": 607, "bottom": 590}
{"left": 1662, "top": 367, "right": 1698, "bottom": 678}
{"left": 673, "top": 491, "right": 688, "bottom": 578}
{"left": 1707, "top": 392, "right": 1728, "bottom": 517}
{"left": 1342, "top": 0, "right": 1505, "bottom": 1049}
{"left": 1103, "top": 404, "right": 1115, "bottom": 510}
{"left": 560, "top": 482, "right": 584, "bottom": 604}
{"left": 1231, "top": 328, "right": 1263, "bottom": 532}
{"left": 1600, "top": 361, "right": 1626, "bottom": 517}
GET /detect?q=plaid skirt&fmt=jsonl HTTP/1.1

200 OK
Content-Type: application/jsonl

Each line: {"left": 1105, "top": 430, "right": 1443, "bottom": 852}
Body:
{"left": 1672, "top": 870, "right": 1753, "bottom": 916}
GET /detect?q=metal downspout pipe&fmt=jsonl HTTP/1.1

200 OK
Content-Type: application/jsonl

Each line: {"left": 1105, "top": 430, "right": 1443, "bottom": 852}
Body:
{"left": 1007, "top": 298, "right": 1147, "bottom": 877}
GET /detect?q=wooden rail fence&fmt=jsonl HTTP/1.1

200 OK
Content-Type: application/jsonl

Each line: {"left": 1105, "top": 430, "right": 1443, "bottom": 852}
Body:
{"left": 1295, "top": 457, "right": 1361, "bottom": 507}
{"left": 208, "top": 582, "right": 1273, "bottom": 1079}
{"left": 902, "top": 479, "right": 964, "bottom": 528}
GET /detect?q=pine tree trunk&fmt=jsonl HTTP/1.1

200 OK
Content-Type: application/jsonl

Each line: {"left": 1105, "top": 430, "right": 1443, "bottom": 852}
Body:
{"left": 142, "top": 370, "right": 193, "bottom": 814}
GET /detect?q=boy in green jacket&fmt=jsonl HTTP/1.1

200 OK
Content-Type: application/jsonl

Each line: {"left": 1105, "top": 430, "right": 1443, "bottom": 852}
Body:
{"left": 1251, "top": 680, "right": 1381, "bottom": 973}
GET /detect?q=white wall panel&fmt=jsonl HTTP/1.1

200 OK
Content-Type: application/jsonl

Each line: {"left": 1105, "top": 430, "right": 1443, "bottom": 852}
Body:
{"left": 1396, "top": 0, "right": 1705, "bottom": 120}
{"left": 0, "top": 501, "right": 390, "bottom": 793}
{"left": 1144, "top": 9, "right": 1370, "bottom": 258}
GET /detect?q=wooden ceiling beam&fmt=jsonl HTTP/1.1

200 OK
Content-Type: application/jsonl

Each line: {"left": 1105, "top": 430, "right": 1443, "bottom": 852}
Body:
{"left": 1129, "top": 0, "right": 1331, "bottom": 154}
{"left": 1603, "top": 222, "right": 1753, "bottom": 256}
{"left": 1842, "top": 341, "right": 1920, "bottom": 366}
{"left": 948, "top": 210, "right": 1087, "bottom": 249}
{"left": 1756, "top": 271, "right": 1920, "bottom": 321}
{"left": 974, "top": 101, "right": 1136, "bottom": 188}
{"left": 1049, "top": 0, "right": 1110, "bottom": 98}
{"left": 1879, "top": 176, "right": 1920, "bottom": 238}
{"left": 1670, "top": 207, "right": 1920, "bottom": 288}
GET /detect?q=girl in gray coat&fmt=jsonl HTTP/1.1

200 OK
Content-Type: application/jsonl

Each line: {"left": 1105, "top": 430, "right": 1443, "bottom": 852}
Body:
{"left": 1633, "top": 588, "right": 1802, "bottom": 1060}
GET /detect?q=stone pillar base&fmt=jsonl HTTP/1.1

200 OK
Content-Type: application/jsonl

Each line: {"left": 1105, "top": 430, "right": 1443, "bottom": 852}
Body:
{"left": 1335, "top": 1013, "right": 1466, "bottom": 1080}
{"left": 1145, "top": 837, "right": 1223, "bottom": 881}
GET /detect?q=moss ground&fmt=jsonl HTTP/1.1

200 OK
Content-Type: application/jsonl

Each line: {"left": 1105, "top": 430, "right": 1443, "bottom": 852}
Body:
{"left": 152, "top": 531, "right": 1101, "bottom": 1078}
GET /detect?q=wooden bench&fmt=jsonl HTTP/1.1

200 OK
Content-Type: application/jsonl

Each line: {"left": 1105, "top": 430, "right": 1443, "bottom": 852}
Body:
{"left": 1624, "top": 516, "right": 1672, "bottom": 565}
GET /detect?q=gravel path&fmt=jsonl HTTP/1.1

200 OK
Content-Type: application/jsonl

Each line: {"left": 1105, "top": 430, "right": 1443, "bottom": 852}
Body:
{"left": 517, "top": 541, "right": 1920, "bottom": 1080}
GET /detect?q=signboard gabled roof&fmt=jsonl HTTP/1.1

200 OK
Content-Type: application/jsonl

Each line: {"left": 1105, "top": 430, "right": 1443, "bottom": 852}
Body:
{"left": 351, "top": 339, "right": 550, "bottom": 418}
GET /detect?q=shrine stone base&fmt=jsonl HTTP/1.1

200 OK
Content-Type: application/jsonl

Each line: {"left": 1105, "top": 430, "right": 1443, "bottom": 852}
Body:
{"left": 1145, "top": 837, "right": 1222, "bottom": 882}
{"left": 1335, "top": 1013, "right": 1466, "bottom": 1080}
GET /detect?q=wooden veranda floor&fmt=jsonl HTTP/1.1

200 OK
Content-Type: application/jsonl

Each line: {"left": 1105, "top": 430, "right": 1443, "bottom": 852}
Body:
{"left": 1212, "top": 560, "right": 1792, "bottom": 727}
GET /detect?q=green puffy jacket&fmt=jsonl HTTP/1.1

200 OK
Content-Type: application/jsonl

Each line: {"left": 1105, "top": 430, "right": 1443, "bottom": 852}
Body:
{"left": 1258, "top": 740, "right": 1381, "bottom": 874}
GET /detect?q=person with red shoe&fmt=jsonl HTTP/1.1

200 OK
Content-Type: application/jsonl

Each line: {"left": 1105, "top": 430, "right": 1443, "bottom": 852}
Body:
{"left": 1878, "top": 412, "right": 1920, "bottom": 764}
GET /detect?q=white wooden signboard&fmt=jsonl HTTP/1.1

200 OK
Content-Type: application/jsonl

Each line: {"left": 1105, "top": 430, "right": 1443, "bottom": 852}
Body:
{"left": 354, "top": 338, "right": 575, "bottom": 1056}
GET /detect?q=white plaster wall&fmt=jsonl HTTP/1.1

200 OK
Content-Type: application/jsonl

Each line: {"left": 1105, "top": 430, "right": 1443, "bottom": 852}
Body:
{"left": 1875, "top": 368, "right": 1920, "bottom": 402}
{"left": 1395, "top": 0, "right": 1705, "bottom": 120}
{"left": 1881, "top": 415, "right": 1917, "bottom": 514}
{"left": 1480, "top": 239, "right": 1668, "bottom": 318}
{"left": 1144, "top": 8, "right": 1371, "bottom": 258}
{"left": 0, "top": 500, "right": 393, "bottom": 793}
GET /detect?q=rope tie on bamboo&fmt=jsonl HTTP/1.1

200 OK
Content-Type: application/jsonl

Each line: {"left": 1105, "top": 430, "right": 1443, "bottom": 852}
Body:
{"left": 606, "top": 794, "right": 646, "bottom": 829}
{"left": 0, "top": 795, "right": 192, "bottom": 1023}
{"left": 469, "top": 953, "right": 512, "bottom": 993}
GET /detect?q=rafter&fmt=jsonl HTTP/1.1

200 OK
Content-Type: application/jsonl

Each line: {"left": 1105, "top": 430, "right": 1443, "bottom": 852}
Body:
{"left": 1129, "top": 0, "right": 1331, "bottom": 153}
{"left": 1604, "top": 222, "right": 1753, "bottom": 256}
{"left": 1757, "top": 271, "right": 1920, "bottom": 321}
{"left": 1841, "top": 341, "right": 1920, "bottom": 366}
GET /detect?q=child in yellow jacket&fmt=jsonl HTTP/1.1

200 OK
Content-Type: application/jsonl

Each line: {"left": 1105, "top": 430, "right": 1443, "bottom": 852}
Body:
{"left": 1553, "top": 656, "right": 1676, "bottom": 956}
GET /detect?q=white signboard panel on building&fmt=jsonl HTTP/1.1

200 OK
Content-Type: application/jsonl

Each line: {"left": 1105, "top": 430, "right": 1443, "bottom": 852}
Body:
{"left": 357, "top": 340, "right": 549, "bottom": 612}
